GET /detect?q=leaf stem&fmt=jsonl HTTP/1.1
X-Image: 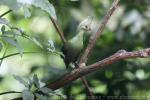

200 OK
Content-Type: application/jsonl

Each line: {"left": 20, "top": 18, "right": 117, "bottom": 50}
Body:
{"left": 0, "top": 10, "right": 12, "bottom": 18}
{"left": 0, "top": 91, "right": 21, "bottom": 95}
{"left": 0, "top": 44, "right": 9, "bottom": 67}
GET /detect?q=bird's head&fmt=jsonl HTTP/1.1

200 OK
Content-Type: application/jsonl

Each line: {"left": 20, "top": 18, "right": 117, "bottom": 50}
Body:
{"left": 77, "top": 16, "right": 93, "bottom": 32}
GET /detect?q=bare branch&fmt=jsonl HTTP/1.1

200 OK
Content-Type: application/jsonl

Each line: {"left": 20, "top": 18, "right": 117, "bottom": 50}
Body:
{"left": 50, "top": 17, "right": 66, "bottom": 44}
{"left": 0, "top": 91, "right": 21, "bottom": 95}
{"left": 76, "top": 0, "right": 120, "bottom": 97}
{"left": 79, "top": 0, "right": 120, "bottom": 64}
{"left": 0, "top": 10, "right": 12, "bottom": 18}
{"left": 47, "top": 48, "right": 150, "bottom": 90}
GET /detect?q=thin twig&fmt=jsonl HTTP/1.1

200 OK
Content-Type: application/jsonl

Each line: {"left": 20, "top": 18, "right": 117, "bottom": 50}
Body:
{"left": 0, "top": 10, "right": 12, "bottom": 18}
{"left": 79, "top": 0, "right": 120, "bottom": 64}
{"left": 0, "top": 44, "right": 9, "bottom": 67}
{"left": 0, "top": 51, "right": 40, "bottom": 60}
{"left": 0, "top": 91, "right": 21, "bottom": 95}
{"left": 0, "top": 51, "right": 62, "bottom": 60}
{"left": 50, "top": 17, "right": 66, "bottom": 44}
{"left": 47, "top": 48, "right": 150, "bottom": 90}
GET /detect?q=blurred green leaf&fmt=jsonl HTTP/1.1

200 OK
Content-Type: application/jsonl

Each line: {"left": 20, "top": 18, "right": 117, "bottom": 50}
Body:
{"left": 23, "top": 90, "right": 34, "bottom": 100}
{"left": 39, "top": 87, "right": 53, "bottom": 94}
{"left": 35, "top": 93, "right": 48, "bottom": 100}
{"left": 105, "top": 70, "right": 113, "bottom": 78}
{"left": 47, "top": 39, "right": 55, "bottom": 52}
{"left": 1, "top": 25, "right": 5, "bottom": 33}
{"left": 32, "top": 37, "right": 43, "bottom": 48}
{"left": 0, "top": 18, "right": 9, "bottom": 26}
{"left": 18, "top": 0, "right": 57, "bottom": 20}
{"left": 0, "top": 42, "right": 3, "bottom": 52}
{"left": 13, "top": 75, "right": 29, "bottom": 88}
{"left": 33, "top": 74, "right": 40, "bottom": 88}
{"left": 2, "top": 36, "right": 23, "bottom": 56}
{"left": 0, "top": 0, "right": 20, "bottom": 11}
{"left": 23, "top": 6, "right": 31, "bottom": 18}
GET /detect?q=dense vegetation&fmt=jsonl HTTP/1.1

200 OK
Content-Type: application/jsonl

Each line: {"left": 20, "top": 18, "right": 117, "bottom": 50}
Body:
{"left": 0, "top": 0, "right": 150, "bottom": 100}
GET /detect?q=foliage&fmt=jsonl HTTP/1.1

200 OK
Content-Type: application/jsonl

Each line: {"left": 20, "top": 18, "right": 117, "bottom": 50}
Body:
{"left": 13, "top": 74, "right": 65, "bottom": 100}
{"left": 0, "top": 0, "right": 150, "bottom": 100}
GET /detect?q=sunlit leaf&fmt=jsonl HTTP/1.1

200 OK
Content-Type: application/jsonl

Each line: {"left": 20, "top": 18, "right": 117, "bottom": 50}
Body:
{"left": 47, "top": 39, "right": 55, "bottom": 52}
{"left": 23, "top": 90, "right": 34, "bottom": 100}
{"left": 2, "top": 36, "right": 23, "bottom": 56}
{"left": 23, "top": 6, "right": 31, "bottom": 18}
{"left": 2, "top": 37, "right": 23, "bottom": 56}
{"left": 18, "top": 0, "right": 57, "bottom": 20}
{"left": 0, "top": 0, "right": 20, "bottom": 11}
{"left": 32, "top": 37, "right": 43, "bottom": 48}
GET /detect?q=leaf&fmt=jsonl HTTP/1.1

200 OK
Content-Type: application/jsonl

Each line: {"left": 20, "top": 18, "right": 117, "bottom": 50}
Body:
{"left": 47, "top": 39, "right": 55, "bottom": 52}
{"left": 35, "top": 93, "right": 48, "bottom": 100}
{"left": 13, "top": 75, "right": 29, "bottom": 88}
{"left": 22, "top": 90, "right": 34, "bottom": 100}
{"left": 33, "top": 74, "right": 40, "bottom": 88}
{"left": 0, "top": 0, "right": 20, "bottom": 11}
{"left": 0, "top": 42, "right": 3, "bottom": 52}
{"left": 18, "top": 0, "right": 57, "bottom": 20}
{"left": 0, "top": 18, "right": 10, "bottom": 26}
{"left": 23, "top": 6, "right": 31, "bottom": 18}
{"left": 39, "top": 87, "right": 53, "bottom": 94}
{"left": 32, "top": 37, "right": 43, "bottom": 48}
{"left": 1, "top": 25, "right": 5, "bottom": 33}
{"left": 2, "top": 36, "right": 23, "bottom": 56}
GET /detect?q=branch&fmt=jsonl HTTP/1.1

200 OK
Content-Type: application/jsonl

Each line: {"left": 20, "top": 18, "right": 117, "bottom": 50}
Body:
{"left": 0, "top": 91, "right": 21, "bottom": 95}
{"left": 79, "top": 0, "right": 120, "bottom": 64}
{"left": 50, "top": 17, "right": 66, "bottom": 44}
{"left": 0, "top": 51, "right": 62, "bottom": 60}
{"left": 47, "top": 48, "right": 150, "bottom": 90}
{"left": 49, "top": 11, "right": 93, "bottom": 96}
{"left": 0, "top": 51, "right": 40, "bottom": 60}
{"left": 0, "top": 10, "right": 12, "bottom": 18}
{"left": 12, "top": 48, "right": 150, "bottom": 100}
{"left": 76, "top": 0, "right": 120, "bottom": 97}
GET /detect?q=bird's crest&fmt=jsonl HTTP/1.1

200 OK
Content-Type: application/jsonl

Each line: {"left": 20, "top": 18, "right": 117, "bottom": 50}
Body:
{"left": 77, "top": 16, "right": 93, "bottom": 32}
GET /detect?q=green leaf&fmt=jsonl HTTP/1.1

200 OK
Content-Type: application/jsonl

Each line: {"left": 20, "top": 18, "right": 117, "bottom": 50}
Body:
{"left": 0, "top": 18, "right": 10, "bottom": 26}
{"left": 0, "top": 42, "right": 3, "bottom": 52}
{"left": 2, "top": 36, "right": 23, "bottom": 56}
{"left": 18, "top": 0, "right": 57, "bottom": 20}
{"left": 22, "top": 90, "right": 34, "bottom": 100}
{"left": 35, "top": 93, "right": 48, "bottom": 100}
{"left": 13, "top": 75, "right": 29, "bottom": 88}
{"left": 23, "top": 6, "right": 31, "bottom": 18}
{"left": 33, "top": 74, "right": 40, "bottom": 88}
{"left": 1, "top": 25, "right": 5, "bottom": 33}
{"left": 0, "top": 0, "right": 20, "bottom": 11}
{"left": 39, "top": 87, "right": 53, "bottom": 94}
{"left": 32, "top": 37, "right": 43, "bottom": 48}
{"left": 47, "top": 40, "right": 55, "bottom": 52}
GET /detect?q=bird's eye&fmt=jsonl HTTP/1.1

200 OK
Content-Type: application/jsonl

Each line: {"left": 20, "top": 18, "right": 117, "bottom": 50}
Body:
{"left": 85, "top": 25, "right": 88, "bottom": 28}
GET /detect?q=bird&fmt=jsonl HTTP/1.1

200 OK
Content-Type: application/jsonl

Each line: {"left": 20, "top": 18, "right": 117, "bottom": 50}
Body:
{"left": 61, "top": 16, "right": 93, "bottom": 68}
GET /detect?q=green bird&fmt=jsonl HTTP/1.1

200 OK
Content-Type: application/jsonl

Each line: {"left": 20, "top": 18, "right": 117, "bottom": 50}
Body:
{"left": 61, "top": 16, "right": 93, "bottom": 68}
